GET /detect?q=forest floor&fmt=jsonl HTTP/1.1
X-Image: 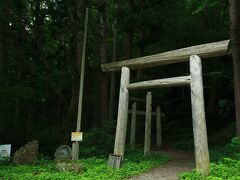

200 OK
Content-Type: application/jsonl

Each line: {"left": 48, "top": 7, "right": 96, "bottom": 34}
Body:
{"left": 128, "top": 147, "right": 195, "bottom": 180}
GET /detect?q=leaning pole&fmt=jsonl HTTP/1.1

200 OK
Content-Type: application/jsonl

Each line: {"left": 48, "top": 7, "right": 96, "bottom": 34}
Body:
{"left": 72, "top": 8, "right": 89, "bottom": 161}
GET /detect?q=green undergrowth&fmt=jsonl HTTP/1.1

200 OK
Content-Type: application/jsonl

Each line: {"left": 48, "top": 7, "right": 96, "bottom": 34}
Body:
{"left": 0, "top": 150, "right": 168, "bottom": 180}
{"left": 180, "top": 137, "right": 240, "bottom": 180}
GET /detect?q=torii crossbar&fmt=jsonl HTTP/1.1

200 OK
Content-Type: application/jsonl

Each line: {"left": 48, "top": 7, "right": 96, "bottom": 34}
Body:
{"left": 102, "top": 40, "right": 230, "bottom": 72}
{"left": 103, "top": 40, "right": 231, "bottom": 176}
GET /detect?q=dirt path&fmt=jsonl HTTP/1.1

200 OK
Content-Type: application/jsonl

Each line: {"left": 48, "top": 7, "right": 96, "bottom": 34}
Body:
{"left": 128, "top": 148, "right": 195, "bottom": 180}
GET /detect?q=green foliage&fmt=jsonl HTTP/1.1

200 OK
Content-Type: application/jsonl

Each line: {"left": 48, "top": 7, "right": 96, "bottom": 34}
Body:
{"left": 209, "top": 123, "right": 236, "bottom": 148}
{"left": 231, "top": 137, "right": 240, "bottom": 149}
{"left": 0, "top": 151, "right": 168, "bottom": 180}
{"left": 0, "top": 86, "right": 35, "bottom": 100}
{"left": 181, "top": 158, "right": 240, "bottom": 180}
{"left": 185, "top": 0, "right": 224, "bottom": 14}
{"left": 0, "top": 157, "right": 11, "bottom": 166}
{"left": 180, "top": 137, "right": 240, "bottom": 180}
{"left": 78, "top": 128, "right": 115, "bottom": 157}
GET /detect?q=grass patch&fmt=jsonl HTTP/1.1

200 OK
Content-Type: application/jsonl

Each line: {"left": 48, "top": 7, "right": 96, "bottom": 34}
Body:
{"left": 180, "top": 137, "right": 240, "bottom": 180}
{"left": 0, "top": 151, "right": 168, "bottom": 180}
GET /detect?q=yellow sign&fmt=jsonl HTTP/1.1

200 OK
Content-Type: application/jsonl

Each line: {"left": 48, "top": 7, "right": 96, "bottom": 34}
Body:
{"left": 71, "top": 132, "right": 83, "bottom": 142}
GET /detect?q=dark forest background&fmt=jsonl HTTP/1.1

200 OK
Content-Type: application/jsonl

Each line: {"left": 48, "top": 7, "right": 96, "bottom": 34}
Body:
{"left": 0, "top": 0, "right": 236, "bottom": 156}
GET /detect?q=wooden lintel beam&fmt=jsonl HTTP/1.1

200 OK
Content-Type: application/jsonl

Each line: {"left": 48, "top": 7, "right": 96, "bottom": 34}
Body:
{"left": 127, "top": 76, "right": 191, "bottom": 90}
{"left": 101, "top": 40, "right": 230, "bottom": 72}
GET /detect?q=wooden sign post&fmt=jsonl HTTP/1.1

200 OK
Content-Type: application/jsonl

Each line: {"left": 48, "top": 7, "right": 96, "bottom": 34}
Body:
{"left": 72, "top": 8, "right": 89, "bottom": 161}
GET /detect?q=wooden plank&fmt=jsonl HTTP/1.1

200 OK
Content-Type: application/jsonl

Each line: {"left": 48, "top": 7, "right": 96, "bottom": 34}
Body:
{"left": 127, "top": 76, "right": 191, "bottom": 90}
{"left": 108, "top": 154, "right": 122, "bottom": 169}
{"left": 102, "top": 40, "right": 230, "bottom": 72}
{"left": 190, "top": 55, "right": 210, "bottom": 176}
{"left": 144, "top": 92, "right": 152, "bottom": 157}
{"left": 156, "top": 106, "right": 162, "bottom": 148}
{"left": 128, "top": 110, "right": 157, "bottom": 116}
{"left": 130, "top": 102, "right": 137, "bottom": 150}
{"left": 113, "top": 67, "right": 130, "bottom": 158}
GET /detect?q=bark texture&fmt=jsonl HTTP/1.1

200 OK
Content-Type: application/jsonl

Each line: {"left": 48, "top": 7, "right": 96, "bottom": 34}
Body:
{"left": 229, "top": 0, "right": 240, "bottom": 136}
{"left": 99, "top": 0, "right": 109, "bottom": 124}
{"left": 109, "top": 20, "right": 118, "bottom": 121}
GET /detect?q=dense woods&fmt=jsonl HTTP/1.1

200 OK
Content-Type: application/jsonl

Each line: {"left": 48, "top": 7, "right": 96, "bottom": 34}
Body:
{"left": 0, "top": 0, "right": 240, "bottom": 179}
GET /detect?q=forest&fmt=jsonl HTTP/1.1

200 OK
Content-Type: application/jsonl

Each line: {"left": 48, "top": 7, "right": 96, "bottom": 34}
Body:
{"left": 0, "top": 0, "right": 240, "bottom": 179}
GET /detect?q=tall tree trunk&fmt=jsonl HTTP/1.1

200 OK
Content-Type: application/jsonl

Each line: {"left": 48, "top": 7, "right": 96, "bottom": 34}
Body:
{"left": 0, "top": 31, "right": 3, "bottom": 86}
{"left": 93, "top": 1, "right": 109, "bottom": 128}
{"left": 93, "top": 71, "right": 101, "bottom": 127}
{"left": 76, "top": 0, "right": 83, "bottom": 72}
{"left": 229, "top": 0, "right": 240, "bottom": 136}
{"left": 0, "top": 2, "right": 3, "bottom": 85}
{"left": 33, "top": 0, "right": 49, "bottom": 69}
{"left": 15, "top": 1, "right": 25, "bottom": 125}
{"left": 207, "top": 78, "right": 218, "bottom": 130}
{"left": 126, "top": 0, "right": 133, "bottom": 60}
{"left": 137, "top": 0, "right": 146, "bottom": 79}
{"left": 108, "top": 20, "right": 118, "bottom": 121}
{"left": 99, "top": 0, "right": 109, "bottom": 125}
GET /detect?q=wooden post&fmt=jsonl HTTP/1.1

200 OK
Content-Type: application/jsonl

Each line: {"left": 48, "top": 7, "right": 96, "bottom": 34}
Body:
{"left": 144, "top": 92, "right": 152, "bottom": 157}
{"left": 72, "top": 8, "right": 89, "bottom": 161}
{"left": 156, "top": 105, "right": 162, "bottom": 148}
{"left": 190, "top": 55, "right": 210, "bottom": 176}
{"left": 113, "top": 67, "right": 130, "bottom": 158}
{"left": 130, "top": 102, "right": 137, "bottom": 149}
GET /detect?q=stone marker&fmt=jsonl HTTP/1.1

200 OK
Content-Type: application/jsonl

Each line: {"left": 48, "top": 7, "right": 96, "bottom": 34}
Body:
{"left": 54, "top": 145, "right": 72, "bottom": 162}
{"left": 54, "top": 145, "right": 83, "bottom": 173}
{"left": 13, "top": 140, "right": 39, "bottom": 164}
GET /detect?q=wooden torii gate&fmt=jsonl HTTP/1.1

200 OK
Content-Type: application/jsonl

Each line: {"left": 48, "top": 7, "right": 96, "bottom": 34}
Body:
{"left": 128, "top": 98, "right": 162, "bottom": 152}
{"left": 102, "top": 40, "right": 231, "bottom": 176}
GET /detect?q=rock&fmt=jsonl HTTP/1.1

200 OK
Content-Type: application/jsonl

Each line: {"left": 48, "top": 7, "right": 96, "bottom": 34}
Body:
{"left": 13, "top": 140, "right": 39, "bottom": 164}
{"left": 54, "top": 145, "right": 83, "bottom": 172}
{"left": 54, "top": 145, "right": 72, "bottom": 163}
{"left": 55, "top": 162, "right": 84, "bottom": 173}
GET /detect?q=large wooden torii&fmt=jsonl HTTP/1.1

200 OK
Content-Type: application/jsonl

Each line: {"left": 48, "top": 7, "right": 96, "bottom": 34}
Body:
{"left": 102, "top": 40, "right": 231, "bottom": 176}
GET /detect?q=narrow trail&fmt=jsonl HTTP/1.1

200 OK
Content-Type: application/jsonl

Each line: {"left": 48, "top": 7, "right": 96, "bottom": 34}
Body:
{"left": 128, "top": 148, "right": 195, "bottom": 180}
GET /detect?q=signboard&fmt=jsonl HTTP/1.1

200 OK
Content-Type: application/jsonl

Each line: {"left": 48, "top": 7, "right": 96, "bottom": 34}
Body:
{"left": 71, "top": 132, "right": 83, "bottom": 142}
{"left": 0, "top": 144, "right": 11, "bottom": 159}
